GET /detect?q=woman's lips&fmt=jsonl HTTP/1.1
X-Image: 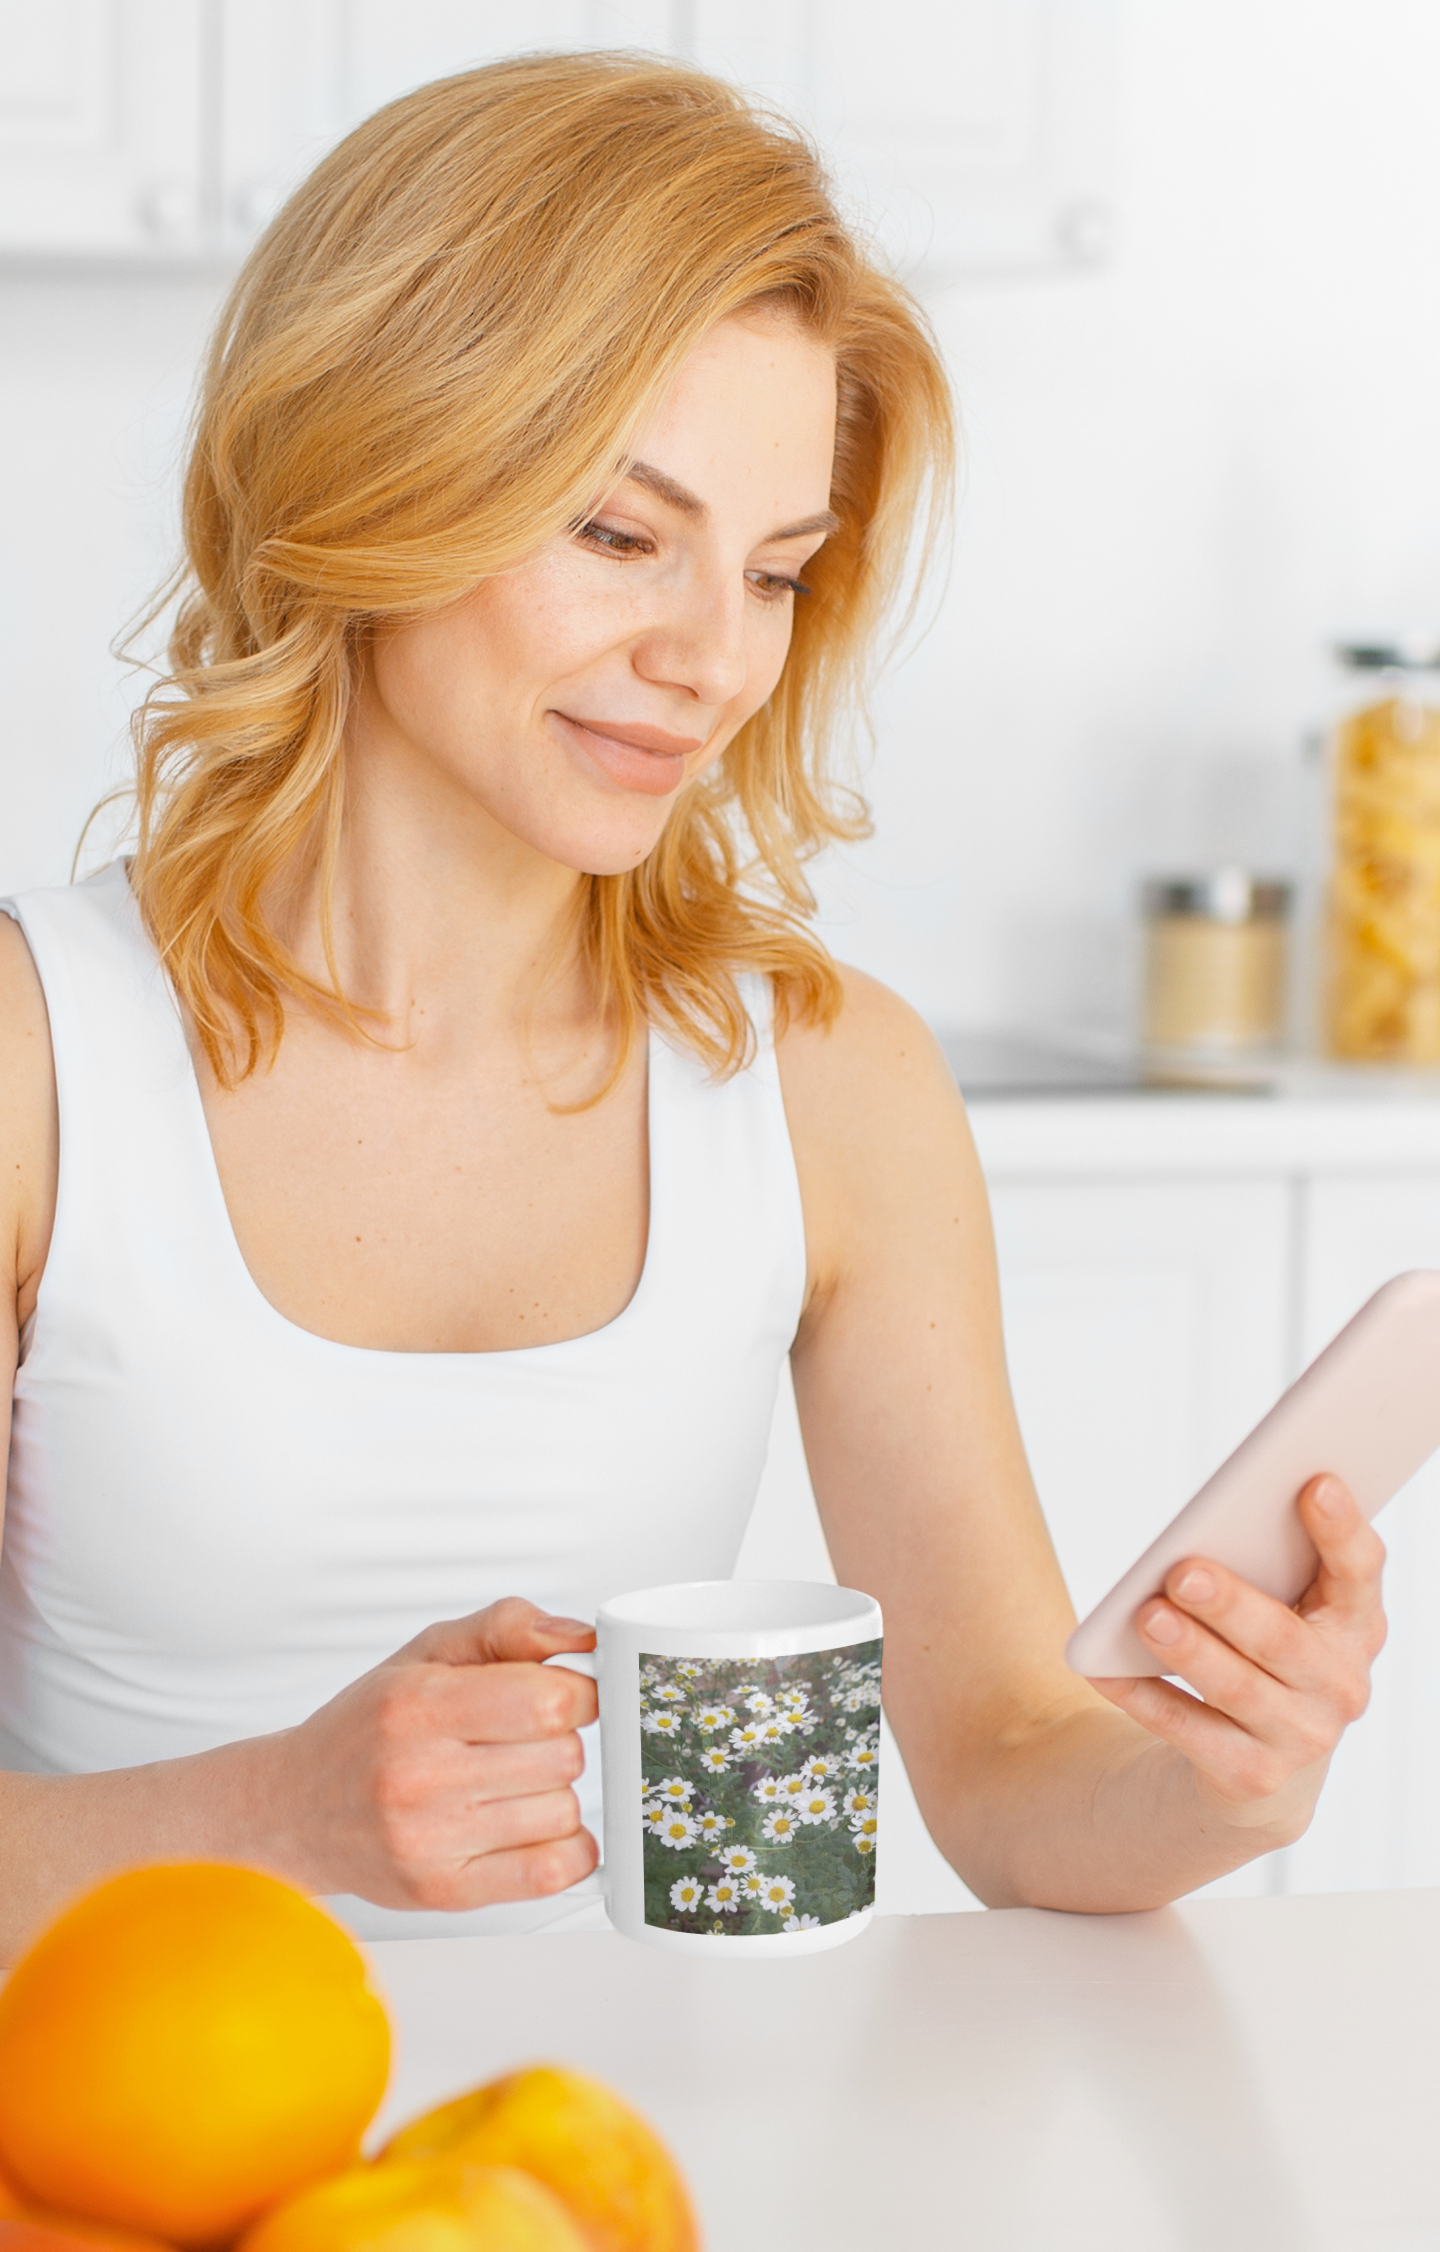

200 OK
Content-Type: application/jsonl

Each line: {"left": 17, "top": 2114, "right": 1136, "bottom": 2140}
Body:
{"left": 552, "top": 713, "right": 704, "bottom": 797}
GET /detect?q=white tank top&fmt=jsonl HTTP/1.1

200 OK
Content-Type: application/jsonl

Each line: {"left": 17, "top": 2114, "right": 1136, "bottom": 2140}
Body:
{"left": 0, "top": 863, "right": 806, "bottom": 1936}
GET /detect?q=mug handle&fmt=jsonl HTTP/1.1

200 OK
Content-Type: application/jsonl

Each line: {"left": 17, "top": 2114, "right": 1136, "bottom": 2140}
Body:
{"left": 543, "top": 1649, "right": 597, "bottom": 1683}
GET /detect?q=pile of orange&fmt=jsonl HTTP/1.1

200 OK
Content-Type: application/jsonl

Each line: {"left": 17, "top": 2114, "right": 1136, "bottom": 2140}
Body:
{"left": 0, "top": 1866, "right": 697, "bottom": 2251}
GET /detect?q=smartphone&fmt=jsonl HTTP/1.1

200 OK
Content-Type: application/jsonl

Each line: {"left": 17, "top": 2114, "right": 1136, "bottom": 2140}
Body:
{"left": 1064, "top": 1269, "right": 1440, "bottom": 1678}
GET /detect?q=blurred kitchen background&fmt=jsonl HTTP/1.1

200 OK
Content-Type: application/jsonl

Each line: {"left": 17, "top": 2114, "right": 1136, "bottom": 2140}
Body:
{"left": 8, "top": 1, "right": 1440, "bottom": 1913}
{"left": 9, "top": 0, "right": 1440, "bottom": 1023}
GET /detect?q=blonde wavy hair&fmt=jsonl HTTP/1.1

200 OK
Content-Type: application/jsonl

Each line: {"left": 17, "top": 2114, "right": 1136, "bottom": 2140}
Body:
{"left": 128, "top": 48, "right": 953, "bottom": 1084}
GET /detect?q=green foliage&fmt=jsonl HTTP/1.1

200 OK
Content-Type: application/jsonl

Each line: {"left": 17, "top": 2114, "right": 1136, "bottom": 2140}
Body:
{"left": 639, "top": 1640, "right": 881, "bottom": 1936}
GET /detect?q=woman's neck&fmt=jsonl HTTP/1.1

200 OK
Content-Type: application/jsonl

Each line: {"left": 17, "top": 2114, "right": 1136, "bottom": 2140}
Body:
{"left": 277, "top": 700, "right": 593, "bottom": 1050}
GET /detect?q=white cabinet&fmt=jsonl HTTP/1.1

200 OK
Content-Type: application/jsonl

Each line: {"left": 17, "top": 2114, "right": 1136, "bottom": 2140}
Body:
{"left": 683, "top": 0, "right": 1119, "bottom": 278}
{"left": 217, "top": 1, "right": 672, "bottom": 253}
{"left": 0, "top": 0, "right": 208, "bottom": 256}
{"left": 988, "top": 1178, "right": 1292, "bottom": 1622}
{"left": 0, "top": 1, "right": 1117, "bottom": 272}
{"left": 1275, "top": 1173, "right": 1440, "bottom": 1897}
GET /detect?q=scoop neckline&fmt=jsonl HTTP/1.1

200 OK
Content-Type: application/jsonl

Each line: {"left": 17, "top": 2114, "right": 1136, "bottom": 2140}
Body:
{"left": 111, "top": 865, "right": 662, "bottom": 1364}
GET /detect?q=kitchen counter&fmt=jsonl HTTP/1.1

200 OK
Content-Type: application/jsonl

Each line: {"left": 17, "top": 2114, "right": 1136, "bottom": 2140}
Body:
{"left": 941, "top": 1034, "right": 1440, "bottom": 1180}
{"left": 367, "top": 1891, "right": 1440, "bottom": 2251}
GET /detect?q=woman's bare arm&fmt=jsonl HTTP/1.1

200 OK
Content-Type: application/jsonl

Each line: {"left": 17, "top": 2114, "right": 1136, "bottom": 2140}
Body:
{"left": 0, "top": 919, "right": 596, "bottom": 1961}
{"left": 779, "top": 968, "right": 1385, "bottom": 1911}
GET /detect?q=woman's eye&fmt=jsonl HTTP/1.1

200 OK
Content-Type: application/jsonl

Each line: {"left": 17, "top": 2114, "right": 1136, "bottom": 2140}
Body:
{"left": 747, "top": 570, "right": 811, "bottom": 604}
{"left": 576, "top": 518, "right": 653, "bottom": 557}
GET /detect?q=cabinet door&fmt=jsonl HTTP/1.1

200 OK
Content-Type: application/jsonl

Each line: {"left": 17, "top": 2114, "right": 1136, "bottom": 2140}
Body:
{"left": 220, "top": 0, "right": 672, "bottom": 248}
{"left": 683, "top": 0, "right": 1119, "bottom": 280}
{"left": 988, "top": 1179, "right": 1294, "bottom": 1624}
{"left": 1276, "top": 1174, "right": 1440, "bottom": 1897}
{"left": 989, "top": 1176, "right": 1295, "bottom": 1902}
{"left": 0, "top": 0, "right": 206, "bottom": 254}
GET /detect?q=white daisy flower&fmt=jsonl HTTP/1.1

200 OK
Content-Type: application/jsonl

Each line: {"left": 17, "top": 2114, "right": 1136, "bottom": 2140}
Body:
{"left": 699, "top": 1746, "right": 730, "bottom": 1775}
{"left": 717, "top": 1843, "right": 757, "bottom": 1876}
{"left": 657, "top": 1811, "right": 699, "bottom": 1850}
{"left": 853, "top": 1833, "right": 876, "bottom": 1855}
{"left": 783, "top": 1913, "right": 823, "bottom": 1932}
{"left": 757, "top": 1874, "right": 796, "bottom": 1914}
{"left": 675, "top": 1661, "right": 702, "bottom": 1680}
{"left": 754, "top": 1718, "right": 795, "bottom": 1749}
{"left": 797, "top": 1787, "right": 836, "bottom": 1826}
{"left": 729, "top": 1722, "right": 766, "bottom": 1753}
{"left": 669, "top": 1875, "right": 704, "bottom": 1912}
{"left": 650, "top": 1681, "right": 685, "bottom": 1704}
{"left": 778, "top": 1772, "right": 808, "bottom": 1801}
{"left": 842, "top": 1787, "right": 877, "bottom": 1820}
{"left": 801, "top": 1753, "right": 839, "bottom": 1783}
{"left": 850, "top": 1812, "right": 879, "bottom": 1845}
{"left": 694, "top": 1809, "right": 730, "bottom": 1845}
{"left": 706, "top": 1877, "right": 742, "bottom": 1913}
{"left": 752, "top": 1775, "right": 785, "bottom": 1804}
{"left": 847, "top": 1742, "right": 879, "bottom": 1773}
{"left": 641, "top": 1799, "right": 668, "bottom": 1834}
{"left": 641, "top": 1709, "right": 683, "bottom": 1737}
{"left": 657, "top": 1775, "right": 694, "bottom": 1804}
{"left": 695, "top": 1705, "right": 736, "bottom": 1733}
{"left": 779, "top": 1689, "right": 809, "bottom": 1713}
{"left": 761, "top": 1808, "right": 801, "bottom": 1845}
{"left": 740, "top": 1870, "right": 766, "bottom": 1898}
{"left": 744, "top": 1689, "right": 775, "bottom": 1715}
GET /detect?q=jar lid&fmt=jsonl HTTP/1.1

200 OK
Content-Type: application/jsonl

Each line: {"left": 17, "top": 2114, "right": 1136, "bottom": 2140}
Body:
{"left": 1335, "top": 635, "right": 1440, "bottom": 671}
{"left": 1142, "top": 869, "right": 1292, "bottom": 923}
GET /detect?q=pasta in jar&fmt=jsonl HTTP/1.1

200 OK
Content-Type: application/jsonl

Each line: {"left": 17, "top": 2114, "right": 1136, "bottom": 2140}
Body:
{"left": 1326, "top": 654, "right": 1440, "bottom": 1061}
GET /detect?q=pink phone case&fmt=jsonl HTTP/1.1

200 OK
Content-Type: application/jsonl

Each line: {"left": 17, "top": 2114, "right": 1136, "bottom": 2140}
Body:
{"left": 1065, "top": 1269, "right": 1440, "bottom": 1678}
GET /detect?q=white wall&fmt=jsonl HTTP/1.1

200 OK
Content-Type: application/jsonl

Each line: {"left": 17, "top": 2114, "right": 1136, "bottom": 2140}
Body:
{"left": 5, "top": 1, "right": 1440, "bottom": 1038}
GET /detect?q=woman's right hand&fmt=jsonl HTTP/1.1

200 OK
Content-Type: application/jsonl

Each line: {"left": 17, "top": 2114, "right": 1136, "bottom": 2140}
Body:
{"left": 272, "top": 1598, "right": 600, "bottom": 1910}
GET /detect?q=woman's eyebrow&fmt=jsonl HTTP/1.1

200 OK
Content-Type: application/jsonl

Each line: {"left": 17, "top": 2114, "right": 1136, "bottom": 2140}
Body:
{"left": 624, "top": 460, "right": 840, "bottom": 542}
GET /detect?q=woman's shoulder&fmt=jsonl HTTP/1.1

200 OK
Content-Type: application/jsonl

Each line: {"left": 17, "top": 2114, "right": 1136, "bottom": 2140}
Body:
{"left": 775, "top": 963, "right": 962, "bottom": 1138}
{"left": 0, "top": 911, "right": 59, "bottom": 1326}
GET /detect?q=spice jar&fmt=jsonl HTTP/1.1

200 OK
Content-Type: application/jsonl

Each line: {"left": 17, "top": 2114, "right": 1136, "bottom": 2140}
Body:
{"left": 1142, "top": 869, "right": 1292, "bottom": 1053}
{"left": 1325, "top": 641, "right": 1440, "bottom": 1062}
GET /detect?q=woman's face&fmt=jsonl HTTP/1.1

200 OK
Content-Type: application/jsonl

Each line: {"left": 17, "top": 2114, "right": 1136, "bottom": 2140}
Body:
{"left": 359, "top": 308, "right": 839, "bottom": 875}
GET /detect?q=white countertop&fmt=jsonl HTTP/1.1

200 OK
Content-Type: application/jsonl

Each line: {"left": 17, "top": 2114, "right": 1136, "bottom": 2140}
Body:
{"left": 966, "top": 1069, "right": 1440, "bottom": 1180}
{"left": 367, "top": 1891, "right": 1440, "bottom": 2252}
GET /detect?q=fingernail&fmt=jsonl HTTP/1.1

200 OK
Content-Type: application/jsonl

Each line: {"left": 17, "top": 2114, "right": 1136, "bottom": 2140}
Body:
{"left": 1313, "top": 1479, "right": 1346, "bottom": 1519}
{"left": 1142, "top": 1604, "right": 1183, "bottom": 1647}
{"left": 533, "top": 1615, "right": 593, "bottom": 1636}
{"left": 1175, "top": 1568, "right": 1216, "bottom": 1604}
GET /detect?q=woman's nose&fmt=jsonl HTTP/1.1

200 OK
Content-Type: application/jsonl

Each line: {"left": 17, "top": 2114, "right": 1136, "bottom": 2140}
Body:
{"left": 632, "top": 575, "right": 749, "bottom": 709}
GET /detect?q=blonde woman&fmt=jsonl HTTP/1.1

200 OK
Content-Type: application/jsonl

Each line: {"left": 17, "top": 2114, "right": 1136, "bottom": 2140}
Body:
{"left": 0, "top": 54, "right": 1383, "bottom": 1955}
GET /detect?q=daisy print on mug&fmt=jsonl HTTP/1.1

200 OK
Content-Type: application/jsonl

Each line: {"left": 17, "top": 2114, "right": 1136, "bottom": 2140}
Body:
{"left": 637, "top": 1644, "right": 882, "bottom": 1935}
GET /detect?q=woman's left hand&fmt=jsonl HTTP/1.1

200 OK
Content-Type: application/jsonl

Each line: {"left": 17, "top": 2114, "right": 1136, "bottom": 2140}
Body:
{"left": 1088, "top": 1474, "right": 1388, "bottom": 1843}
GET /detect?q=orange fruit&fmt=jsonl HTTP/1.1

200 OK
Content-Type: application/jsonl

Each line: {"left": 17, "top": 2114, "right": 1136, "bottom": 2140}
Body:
{"left": 0, "top": 2220, "right": 176, "bottom": 2250}
{"left": 382, "top": 2066, "right": 698, "bottom": 2251}
{"left": 236, "top": 2159, "right": 588, "bottom": 2251}
{"left": 0, "top": 1865, "right": 390, "bottom": 2248}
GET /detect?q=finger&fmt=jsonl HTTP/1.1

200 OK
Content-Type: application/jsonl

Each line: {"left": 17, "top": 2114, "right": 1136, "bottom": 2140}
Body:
{"left": 1295, "top": 1476, "right": 1387, "bottom": 1625}
{"left": 395, "top": 1658, "right": 598, "bottom": 1743}
{"left": 1151, "top": 1560, "right": 1320, "bottom": 1692}
{"left": 1131, "top": 1599, "right": 1312, "bottom": 1744}
{"left": 395, "top": 1825, "right": 600, "bottom": 1915}
{"left": 401, "top": 1598, "right": 597, "bottom": 1668}
{"left": 406, "top": 1731, "right": 588, "bottom": 1807}
{"left": 458, "top": 1828, "right": 600, "bottom": 1909}
{"left": 1090, "top": 1673, "right": 1305, "bottom": 1804}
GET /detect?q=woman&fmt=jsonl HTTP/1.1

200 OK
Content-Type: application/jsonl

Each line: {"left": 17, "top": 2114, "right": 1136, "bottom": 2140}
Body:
{"left": 0, "top": 53, "right": 1383, "bottom": 1956}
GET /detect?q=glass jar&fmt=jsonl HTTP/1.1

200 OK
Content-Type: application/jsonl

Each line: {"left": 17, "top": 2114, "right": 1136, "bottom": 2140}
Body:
{"left": 1326, "top": 641, "right": 1440, "bottom": 1062}
{"left": 1142, "top": 869, "right": 1291, "bottom": 1053}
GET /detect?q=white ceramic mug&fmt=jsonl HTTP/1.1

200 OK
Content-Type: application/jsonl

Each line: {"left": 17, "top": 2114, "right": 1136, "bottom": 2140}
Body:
{"left": 553, "top": 1579, "right": 883, "bottom": 1956}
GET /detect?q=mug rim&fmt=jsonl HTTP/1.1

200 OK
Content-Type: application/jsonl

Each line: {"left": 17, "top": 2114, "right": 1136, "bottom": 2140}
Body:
{"left": 598, "top": 1577, "right": 878, "bottom": 1636}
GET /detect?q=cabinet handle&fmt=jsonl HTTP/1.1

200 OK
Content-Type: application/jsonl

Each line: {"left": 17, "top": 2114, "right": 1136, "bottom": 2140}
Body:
{"left": 135, "top": 180, "right": 199, "bottom": 244}
{"left": 232, "top": 180, "right": 286, "bottom": 236}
